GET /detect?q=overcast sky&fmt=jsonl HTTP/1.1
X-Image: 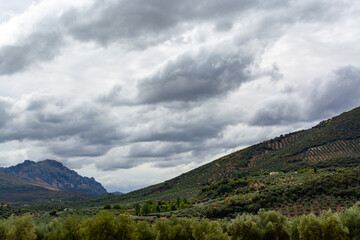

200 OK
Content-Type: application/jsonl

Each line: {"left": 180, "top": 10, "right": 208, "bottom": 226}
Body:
{"left": 1, "top": 0, "right": 360, "bottom": 192}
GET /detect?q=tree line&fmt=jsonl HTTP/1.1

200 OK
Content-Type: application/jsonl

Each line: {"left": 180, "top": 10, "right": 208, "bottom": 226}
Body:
{"left": 1, "top": 204, "right": 360, "bottom": 240}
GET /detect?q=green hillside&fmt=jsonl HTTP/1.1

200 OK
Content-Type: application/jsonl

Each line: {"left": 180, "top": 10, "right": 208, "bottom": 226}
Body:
{"left": 108, "top": 106, "right": 360, "bottom": 205}
{"left": 190, "top": 167, "right": 360, "bottom": 219}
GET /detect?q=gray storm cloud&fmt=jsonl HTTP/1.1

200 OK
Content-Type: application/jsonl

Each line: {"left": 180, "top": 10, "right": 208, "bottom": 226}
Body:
{"left": 0, "top": 94, "right": 123, "bottom": 159}
{"left": 0, "top": 0, "right": 345, "bottom": 76}
{"left": 136, "top": 51, "right": 255, "bottom": 103}
{"left": 250, "top": 65, "right": 360, "bottom": 126}
{"left": 0, "top": 31, "right": 64, "bottom": 75}
{"left": 63, "top": 0, "right": 272, "bottom": 47}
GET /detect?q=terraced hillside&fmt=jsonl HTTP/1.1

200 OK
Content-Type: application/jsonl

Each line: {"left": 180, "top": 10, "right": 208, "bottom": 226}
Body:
{"left": 105, "top": 106, "right": 360, "bottom": 204}
{"left": 191, "top": 168, "right": 360, "bottom": 219}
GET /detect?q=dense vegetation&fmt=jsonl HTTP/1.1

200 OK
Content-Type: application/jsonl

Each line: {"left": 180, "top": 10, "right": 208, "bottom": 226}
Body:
{"left": 2, "top": 206, "right": 360, "bottom": 240}
{"left": 194, "top": 167, "right": 360, "bottom": 218}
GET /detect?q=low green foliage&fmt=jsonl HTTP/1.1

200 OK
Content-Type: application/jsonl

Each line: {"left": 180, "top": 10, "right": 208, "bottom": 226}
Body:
{"left": 340, "top": 203, "right": 360, "bottom": 239}
{"left": 296, "top": 211, "right": 348, "bottom": 240}
{"left": 196, "top": 168, "right": 360, "bottom": 218}
{"left": 1, "top": 213, "right": 36, "bottom": 240}
{"left": 133, "top": 198, "right": 191, "bottom": 216}
{"left": 3, "top": 207, "right": 360, "bottom": 239}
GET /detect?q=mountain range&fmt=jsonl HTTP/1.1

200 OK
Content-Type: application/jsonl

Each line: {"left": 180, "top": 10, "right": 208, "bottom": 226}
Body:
{"left": 0, "top": 159, "right": 106, "bottom": 202}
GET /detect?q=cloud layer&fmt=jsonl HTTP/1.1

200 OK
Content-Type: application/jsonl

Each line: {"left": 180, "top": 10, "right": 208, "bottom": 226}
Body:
{"left": 1, "top": 0, "right": 360, "bottom": 192}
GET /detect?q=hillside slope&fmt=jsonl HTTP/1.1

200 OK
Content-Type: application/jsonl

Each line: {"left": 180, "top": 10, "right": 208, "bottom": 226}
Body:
{"left": 111, "top": 106, "right": 360, "bottom": 204}
{"left": 0, "top": 159, "right": 107, "bottom": 196}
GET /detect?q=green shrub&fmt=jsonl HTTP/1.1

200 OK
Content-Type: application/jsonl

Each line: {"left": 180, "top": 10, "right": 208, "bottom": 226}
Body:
{"left": 321, "top": 210, "right": 348, "bottom": 240}
{"left": 228, "top": 213, "right": 263, "bottom": 240}
{"left": 154, "top": 217, "right": 193, "bottom": 240}
{"left": 298, "top": 211, "right": 348, "bottom": 240}
{"left": 81, "top": 211, "right": 118, "bottom": 240}
{"left": 136, "top": 221, "right": 156, "bottom": 240}
{"left": 191, "top": 219, "right": 230, "bottom": 240}
{"left": 258, "top": 210, "right": 290, "bottom": 240}
{"left": 289, "top": 217, "right": 301, "bottom": 240}
{"left": 341, "top": 204, "right": 360, "bottom": 239}
{"left": 298, "top": 214, "right": 323, "bottom": 240}
{"left": 116, "top": 214, "right": 137, "bottom": 240}
{"left": 0, "top": 220, "right": 6, "bottom": 240}
{"left": 44, "top": 216, "right": 82, "bottom": 240}
{"left": 6, "top": 213, "right": 36, "bottom": 240}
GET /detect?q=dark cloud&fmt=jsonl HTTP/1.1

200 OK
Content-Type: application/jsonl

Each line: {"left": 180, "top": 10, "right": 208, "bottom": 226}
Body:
{"left": 101, "top": 52, "right": 283, "bottom": 106}
{"left": 63, "top": 0, "right": 267, "bottom": 48}
{"left": 96, "top": 158, "right": 139, "bottom": 170}
{"left": 65, "top": 0, "right": 339, "bottom": 48}
{"left": 214, "top": 21, "right": 233, "bottom": 32}
{"left": 0, "top": 95, "right": 124, "bottom": 158}
{"left": 127, "top": 101, "right": 244, "bottom": 144}
{"left": 307, "top": 65, "right": 360, "bottom": 119}
{"left": 136, "top": 50, "right": 255, "bottom": 103}
{"left": 0, "top": 0, "right": 347, "bottom": 76}
{"left": 126, "top": 142, "right": 188, "bottom": 159}
{"left": 250, "top": 100, "right": 302, "bottom": 126}
{"left": 0, "top": 98, "right": 11, "bottom": 128}
{"left": 249, "top": 65, "right": 360, "bottom": 126}
{"left": 0, "top": 31, "right": 64, "bottom": 75}
{"left": 48, "top": 140, "right": 111, "bottom": 158}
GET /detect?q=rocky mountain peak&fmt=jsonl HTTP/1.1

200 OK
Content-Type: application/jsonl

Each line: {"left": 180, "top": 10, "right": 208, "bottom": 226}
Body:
{"left": 0, "top": 159, "right": 107, "bottom": 195}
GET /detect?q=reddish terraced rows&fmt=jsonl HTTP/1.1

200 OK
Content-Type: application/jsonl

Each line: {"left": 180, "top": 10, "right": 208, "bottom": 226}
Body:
{"left": 303, "top": 138, "right": 360, "bottom": 162}
{"left": 277, "top": 196, "right": 356, "bottom": 218}
{"left": 267, "top": 134, "right": 299, "bottom": 151}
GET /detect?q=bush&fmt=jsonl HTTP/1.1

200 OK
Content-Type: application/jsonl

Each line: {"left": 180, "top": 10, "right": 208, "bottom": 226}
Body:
{"left": 81, "top": 211, "right": 118, "bottom": 240}
{"left": 136, "top": 221, "right": 156, "bottom": 240}
{"left": 341, "top": 203, "right": 360, "bottom": 239}
{"left": 155, "top": 217, "right": 194, "bottom": 240}
{"left": 45, "top": 216, "right": 81, "bottom": 240}
{"left": 103, "top": 203, "right": 111, "bottom": 210}
{"left": 298, "top": 211, "right": 348, "bottom": 240}
{"left": 228, "top": 213, "right": 263, "bottom": 240}
{"left": 258, "top": 210, "right": 290, "bottom": 240}
{"left": 116, "top": 214, "right": 137, "bottom": 240}
{"left": 6, "top": 213, "right": 37, "bottom": 240}
{"left": 298, "top": 214, "right": 323, "bottom": 240}
{"left": 191, "top": 219, "right": 230, "bottom": 240}
{"left": 321, "top": 210, "right": 348, "bottom": 240}
{"left": 0, "top": 220, "right": 6, "bottom": 240}
{"left": 289, "top": 217, "right": 301, "bottom": 240}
